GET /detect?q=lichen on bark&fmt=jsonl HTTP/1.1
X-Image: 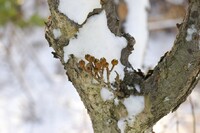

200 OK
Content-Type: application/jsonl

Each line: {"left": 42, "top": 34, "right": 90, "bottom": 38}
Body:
{"left": 45, "top": 0, "right": 200, "bottom": 132}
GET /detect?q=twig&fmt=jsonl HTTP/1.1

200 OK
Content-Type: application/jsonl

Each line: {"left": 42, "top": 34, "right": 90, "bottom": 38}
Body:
{"left": 189, "top": 96, "right": 196, "bottom": 133}
{"left": 175, "top": 111, "right": 179, "bottom": 133}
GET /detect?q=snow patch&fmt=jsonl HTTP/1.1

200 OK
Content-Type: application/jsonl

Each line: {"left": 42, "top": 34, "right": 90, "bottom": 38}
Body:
{"left": 100, "top": 88, "right": 114, "bottom": 101}
{"left": 127, "top": 85, "right": 134, "bottom": 90}
{"left": 58, "top": 0, "right": 101, "bottom": 24}
{"left": 53, "top": 28, "right": 61, "bottom": 39}
{"left": 117, "top": 118, "right": 126, "bottom": 133}
{"left": 114, "top": 98, "right": 119, "bottom": 105}
{"left": 134, "top": 84, "right": 141, "bottom": 93}
{"left": 64, "top": 11, "right": 127, "bottom": 82}
{"left": 186, "top": 25, "right": 197, "bottom": 41}
{"left": 196, "top": 73, "right": 200, "bottom": 79}
{"left": 124, "top": 0, "right": 149, "bottom": 70}
{"left": 127, "top": 84, "right": 141, "bottom": 93}
{"left": 117, "top": 95, "right": 144, "bottom": 132}
{"left": 126, "top": 67, "right": 134, "bottom": 72}
{"left": 123, "top": 95, "right": 144, "bottom": 123}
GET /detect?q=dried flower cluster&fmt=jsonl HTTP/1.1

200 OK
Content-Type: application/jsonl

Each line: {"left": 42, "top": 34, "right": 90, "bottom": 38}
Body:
{"left": 78, "top": 54, "right": 118, "bottom": 86}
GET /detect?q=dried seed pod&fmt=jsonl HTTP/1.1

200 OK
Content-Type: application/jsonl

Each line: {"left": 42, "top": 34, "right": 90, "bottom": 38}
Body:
{"left": 94, "top": 59, "right": 100, "bottom": 64}
{"left": 111, "top": 59, "right": 118, "bottom": 66}
{"left": 100, "top": 57, "right": 106, "bottom": 64}
{"left": 90, "top": 56, "right": 95, "bottom": 62}
{"left": 85, "top": 54, "right": 91, "bottom": 61}
{"left": 95, "top": 62, "right": 102, "bottom": 70}
{"left": 86, "top": 63, "right": 92, "bottom": 72}
{"left": 78, "top": 60, "right": 85, "bottom": 69}
{"left": 110, "top": 59, "right": 118, "bottom": 72}
{"left": 104, "top": 62, "right": 109, "bottom": 68}
{"left": 94, "top": 67, "right": 99, "bottom": 73}
{"left": 100, "top": 58, "right": 108, "bottom": 68}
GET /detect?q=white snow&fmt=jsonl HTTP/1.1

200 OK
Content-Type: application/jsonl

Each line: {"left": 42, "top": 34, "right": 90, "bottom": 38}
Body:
{"left": 58, "top": 0, "right": 101, "bottom": 24}
{"left": 196, "top": 73, "right": 200, "bottom": 79}
{"left": 186, "top": 25, "right": 197, "bottom": 41}
{"left": 114, "top": 98, "right": 119, "bottom": 105}
{"left": 53, "top": 28, "right": 61, "bottom": 39}
{"left": 123, "top": 95, "right": 144, "bottom": 125}
{"left": 126, "top": 67, "right": 134, "bottom": 73}
{"left": 127, "top": 85, "right": 134, "bottom": 90}
{"left": 144, "top": 32, "right": 174, "bottom": 69}
{"left": 100, "top": 88, "right": 114, "bottom": 101}
{"left": 117, "top": 118, "right": 126, "bottom": 133}
{"left": 134, "top": 84, "right": 141, "bottom": 93}
{"left": 117, "top": 95, "right": 144, "bottom": 132}
{"left": 127, "top": 85, "right": 141, "bottom": 93}
{"left": 124, "top": 0, "right": 149, "bottom": 70}
{"left": 2, "top": 1, "right": 200, "bottom": 133}
{"left": 64, "top": 11, "right": 127, "bottom": 82}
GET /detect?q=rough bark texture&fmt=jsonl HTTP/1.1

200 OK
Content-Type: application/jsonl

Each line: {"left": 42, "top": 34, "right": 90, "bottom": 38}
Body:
{"left": 45, "top": 0, "right": 200, "bottom": 133}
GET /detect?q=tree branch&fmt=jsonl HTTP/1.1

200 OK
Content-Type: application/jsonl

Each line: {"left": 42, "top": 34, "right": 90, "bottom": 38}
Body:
{"left": 45, "top": 0, "right": 200, "bottom": 132}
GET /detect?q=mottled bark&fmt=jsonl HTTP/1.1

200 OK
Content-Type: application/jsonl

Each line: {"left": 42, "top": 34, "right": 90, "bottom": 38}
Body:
{"left": 45, "top": 0, "right": 200, "bottom": 133}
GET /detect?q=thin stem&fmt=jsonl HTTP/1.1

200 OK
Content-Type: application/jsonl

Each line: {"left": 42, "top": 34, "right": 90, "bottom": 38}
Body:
{"left": 189, "top": 96, "right": 196, "bottom": 133}
{"left": 175, "top": 112, "right": 179, "bottom": 133}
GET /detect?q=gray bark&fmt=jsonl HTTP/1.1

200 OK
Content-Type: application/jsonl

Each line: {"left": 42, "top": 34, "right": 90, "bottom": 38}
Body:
{"left": 45, "top": 0, "right": 200, "bottom": 132}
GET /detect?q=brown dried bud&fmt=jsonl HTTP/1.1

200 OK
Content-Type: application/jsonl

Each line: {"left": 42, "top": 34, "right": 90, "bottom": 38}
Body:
{"left": 94, "top": 67, "right": 99, "bottom": 73}
{"left": 111, "top": 59, "right": 118, "bottom": 66}
{"left": 95, "top": 62, "right": 102, "bottom": 70}
{"left": 104, "top": 62, "right": 109, "bottom": 68}
{"left": 100, "top": 58, "right": 108, "bottom": 68}
{"left": 100, "top": 57, "right": 106, "bottom": 64}
{"left": 78, "top": 60, "right": 85, "bottom": 69}
{"left": 90, "top": 56, "right": 95, "bottom": 62}
{"left": 85, "top": 54, "right": 91, "bottom": 61}
{"left": 85, "top": 54, "right": 95, "bottom": 62}
{"left": 86, "top": 63, "right": 92, "bottom": 72}
{"left": 94, "top": 59, "right": 99, "bottom": 64}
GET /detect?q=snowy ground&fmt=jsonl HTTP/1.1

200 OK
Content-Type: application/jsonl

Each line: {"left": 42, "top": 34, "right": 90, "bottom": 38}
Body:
{"left": 0, "top": 0, "right": 199, "bottom": 133}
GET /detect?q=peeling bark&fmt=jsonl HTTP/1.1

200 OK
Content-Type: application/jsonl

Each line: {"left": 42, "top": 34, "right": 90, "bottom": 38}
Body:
{"left": 45, "top": 0, "right": 200, "bottom": 133}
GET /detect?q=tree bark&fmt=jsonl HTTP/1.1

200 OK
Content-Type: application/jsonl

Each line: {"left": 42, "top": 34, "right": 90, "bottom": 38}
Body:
{"left": 45, "top": 0, "right": 200, "bottom": 132}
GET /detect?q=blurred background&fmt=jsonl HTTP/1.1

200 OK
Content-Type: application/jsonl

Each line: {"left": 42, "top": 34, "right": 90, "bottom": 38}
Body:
{"left": 0, "top": 0, "right": 199, "bottom": 133}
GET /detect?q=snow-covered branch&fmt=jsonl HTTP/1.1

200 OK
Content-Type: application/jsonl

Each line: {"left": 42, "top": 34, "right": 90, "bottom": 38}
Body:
{"left": 45, "top": 0, "right": 200, "bottom": 132}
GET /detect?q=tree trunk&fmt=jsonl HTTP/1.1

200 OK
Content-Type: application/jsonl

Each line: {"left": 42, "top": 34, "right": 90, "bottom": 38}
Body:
{"left": 45, "top": 0, "right": 200, "bottom": 132}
